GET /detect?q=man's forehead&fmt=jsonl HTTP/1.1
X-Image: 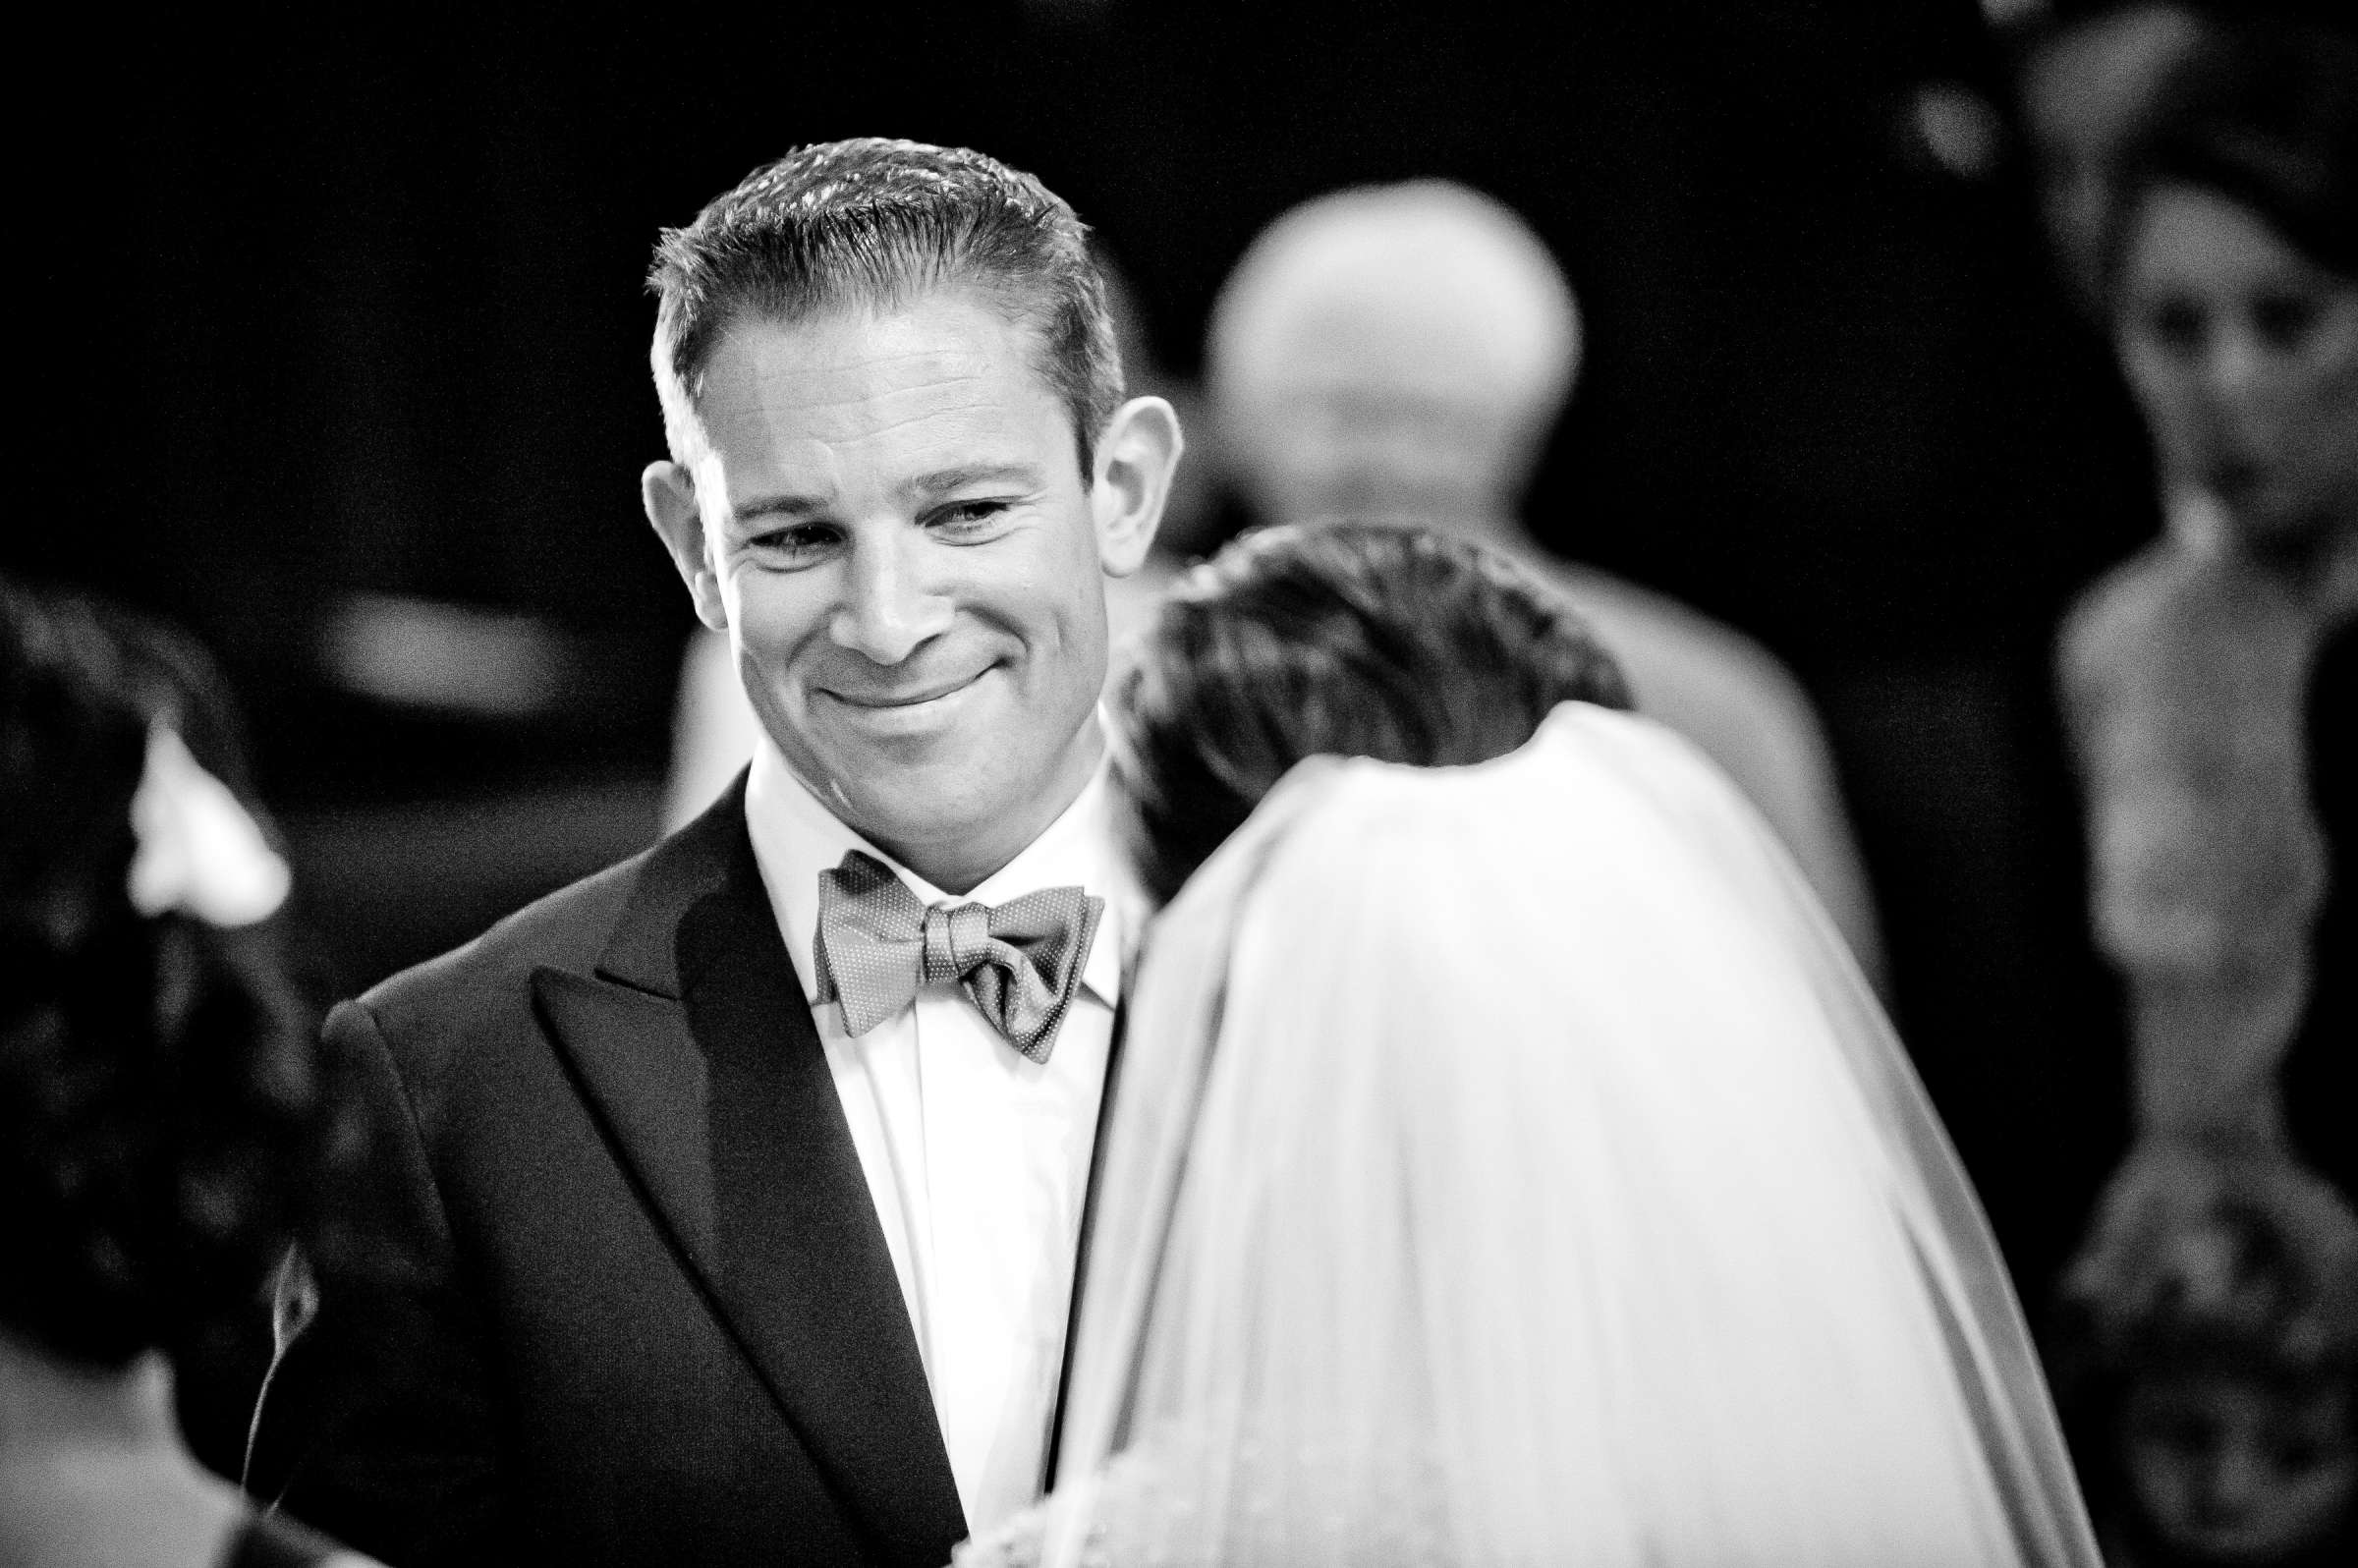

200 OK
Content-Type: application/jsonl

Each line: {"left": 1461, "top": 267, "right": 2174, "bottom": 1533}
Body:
{"left": 706, "top": 306, "right": 1016, "bottom": 400}
{"left": 707, "top": 293, "right": 1054, "bottom": 385}
{"left": 696, "top": 303, "right": 1063, "bottom": 464}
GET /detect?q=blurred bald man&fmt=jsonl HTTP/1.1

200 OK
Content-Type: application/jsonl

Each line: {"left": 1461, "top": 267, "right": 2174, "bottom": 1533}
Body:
{"left": 1208, "top": 180, "right": 1884, "bottom": 981}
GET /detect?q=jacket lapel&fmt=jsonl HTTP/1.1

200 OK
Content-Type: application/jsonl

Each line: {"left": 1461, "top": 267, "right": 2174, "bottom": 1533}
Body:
{"left": 533, "top": 781, "right": 968, "bottom": 1565}
{"left": 534, "top": 970, "right": 718, "bottom": 1272}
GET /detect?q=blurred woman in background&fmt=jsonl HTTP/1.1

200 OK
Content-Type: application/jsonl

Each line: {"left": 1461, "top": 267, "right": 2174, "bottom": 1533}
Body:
{"left": 2045, "top": 10, "right": 2358, "bottom": 1563}
{"left": 0, "top": 584, "right": 376, "bottom": 1568}
{"left": 2059, "top": 6, "right": 2356, "bottom": 1159}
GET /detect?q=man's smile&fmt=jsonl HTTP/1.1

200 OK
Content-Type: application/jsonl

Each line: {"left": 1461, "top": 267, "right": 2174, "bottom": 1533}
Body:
{"left": 815, "top": 665, "right": 998, "bottom": 734}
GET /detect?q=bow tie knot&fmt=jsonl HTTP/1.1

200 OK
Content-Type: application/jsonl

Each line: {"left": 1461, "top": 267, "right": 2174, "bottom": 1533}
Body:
{"left": 921, "top": 901, "right": 996, "bottom": 985}
{"left": 815, "top": 849, "right": 1103, "bottom": 1062}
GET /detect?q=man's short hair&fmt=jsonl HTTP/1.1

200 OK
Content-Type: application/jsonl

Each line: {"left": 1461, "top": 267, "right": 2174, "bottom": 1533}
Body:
{"left": 647, "top": 138, "right": 1125, "bottom": 472}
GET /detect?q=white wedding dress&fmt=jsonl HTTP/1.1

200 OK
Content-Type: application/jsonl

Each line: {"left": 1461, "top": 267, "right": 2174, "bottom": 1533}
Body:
{"left": 959, "top": 704, "right": 2099, "bottom": 1567}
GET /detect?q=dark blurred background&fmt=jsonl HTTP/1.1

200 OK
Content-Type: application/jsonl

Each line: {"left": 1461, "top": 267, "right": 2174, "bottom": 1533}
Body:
{"left": 11, "top": 0, "right": 2155, "bottom": 1299}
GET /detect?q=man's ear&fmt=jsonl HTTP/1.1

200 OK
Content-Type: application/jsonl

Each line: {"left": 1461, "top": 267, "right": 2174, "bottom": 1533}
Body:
{"left": 643, "top": 460, "right": 729, "bottom": 631}
{"left": 1089, "top": 396, "right": 1184, "bottom": 579}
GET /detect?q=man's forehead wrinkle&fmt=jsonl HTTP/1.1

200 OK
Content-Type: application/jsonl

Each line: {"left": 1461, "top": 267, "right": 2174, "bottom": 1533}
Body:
{"left": 746, "top": 345, "right": 997, "bottom": 388}
{"left": 711, "top": 344, "right": 1050, "bottom": 433}
{"left": 718, "top": 379, "right": 1014, "bottom": 441}
{"left": 763, "top": 406, "right": 1020, "bottom": 464}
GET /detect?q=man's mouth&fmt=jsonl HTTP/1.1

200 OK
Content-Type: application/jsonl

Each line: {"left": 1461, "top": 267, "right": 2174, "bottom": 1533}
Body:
{"left": 825, "top": 669, "right": 984, "bottom": 708}
{"left": 817, "top": 667, "right": 993, "bottom": 727}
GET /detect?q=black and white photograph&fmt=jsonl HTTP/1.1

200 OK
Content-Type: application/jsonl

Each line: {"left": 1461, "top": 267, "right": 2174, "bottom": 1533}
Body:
{"left": 5, "top": 2, "right": 2354, "bottom": 1564}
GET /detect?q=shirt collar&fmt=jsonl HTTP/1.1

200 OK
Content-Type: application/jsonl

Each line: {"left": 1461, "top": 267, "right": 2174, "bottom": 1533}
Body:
{"left": 743, "top": 733, "right": 1138, "bottom": 1011}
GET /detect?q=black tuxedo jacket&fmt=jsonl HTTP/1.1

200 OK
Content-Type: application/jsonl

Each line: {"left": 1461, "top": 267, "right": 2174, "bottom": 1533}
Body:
{"left": 253, "top": 783, "right": 971, "bottom": 1567}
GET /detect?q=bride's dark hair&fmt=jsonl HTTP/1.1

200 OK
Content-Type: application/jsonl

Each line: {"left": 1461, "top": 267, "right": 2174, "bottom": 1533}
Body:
{"left": 1108, "top": 522, "right": 1632, "bottom": 905}
{"left": 0, "top": 583, "right": 331, "bottom": 1370}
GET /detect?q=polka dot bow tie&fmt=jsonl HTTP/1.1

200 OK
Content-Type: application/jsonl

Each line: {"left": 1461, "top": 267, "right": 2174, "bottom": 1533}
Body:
{"left": 814, "top": 849, "right": 1104, "bottom": 1062}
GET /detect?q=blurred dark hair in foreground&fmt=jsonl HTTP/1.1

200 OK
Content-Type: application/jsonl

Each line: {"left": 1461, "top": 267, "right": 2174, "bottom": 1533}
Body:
{"left": 0, "top": 581, "right": 349, "bottom": 1371}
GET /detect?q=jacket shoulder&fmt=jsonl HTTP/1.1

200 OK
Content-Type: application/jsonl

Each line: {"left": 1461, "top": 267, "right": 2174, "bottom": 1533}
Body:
{"left": 367, "top": 845, "right": 653, "bottom": 1004}
{"left": 342, "top": 841, "right": 664, "bottom": 1097}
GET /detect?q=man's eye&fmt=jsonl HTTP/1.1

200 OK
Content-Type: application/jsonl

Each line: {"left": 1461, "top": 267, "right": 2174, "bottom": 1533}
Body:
{"left": 748, "top": 524, "right": 840, "bottom": 559}
{"left": 932, "top": 500, "right": 1013, "bottom": 534}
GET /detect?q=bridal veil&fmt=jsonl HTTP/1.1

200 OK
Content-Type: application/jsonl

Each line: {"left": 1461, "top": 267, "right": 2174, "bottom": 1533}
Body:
{"left": 1017, "top": 703, "right": 2098, "bottom": 1567}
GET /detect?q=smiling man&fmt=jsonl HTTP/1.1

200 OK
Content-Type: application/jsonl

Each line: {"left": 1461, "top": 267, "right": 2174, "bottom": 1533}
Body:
{"left": 253, "top": 140, "right": 1181, "bottom": 1568}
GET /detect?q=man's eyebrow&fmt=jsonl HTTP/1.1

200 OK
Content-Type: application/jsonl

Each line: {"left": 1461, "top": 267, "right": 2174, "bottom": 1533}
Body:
{"left": 731, "top": 491, "right": 834, "bottom": 523}
{"left": 899, "top": 462, "right": 1044, "bottom": 500}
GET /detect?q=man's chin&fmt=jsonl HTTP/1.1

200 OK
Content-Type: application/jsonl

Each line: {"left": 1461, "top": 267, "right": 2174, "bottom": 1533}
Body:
{"left": 811, "top": 740, "right": 993, "bottom": 830}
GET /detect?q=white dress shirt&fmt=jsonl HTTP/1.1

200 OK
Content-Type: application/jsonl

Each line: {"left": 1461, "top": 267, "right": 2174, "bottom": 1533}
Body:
{"left": 742, "top": 736, "right": 1138, "bottom": 1535}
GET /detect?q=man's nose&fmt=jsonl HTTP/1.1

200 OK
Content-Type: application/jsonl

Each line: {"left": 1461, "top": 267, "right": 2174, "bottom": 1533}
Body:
{"left": 829, "top": 531, "right": 954, "bottom": 665}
